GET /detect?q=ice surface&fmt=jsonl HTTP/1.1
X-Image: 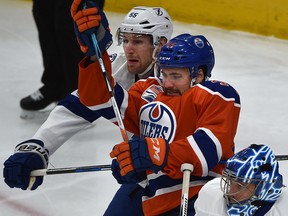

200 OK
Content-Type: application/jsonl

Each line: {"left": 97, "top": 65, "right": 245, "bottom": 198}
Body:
{"left": 0, "top": 0, "right": 287, "bottom": 215}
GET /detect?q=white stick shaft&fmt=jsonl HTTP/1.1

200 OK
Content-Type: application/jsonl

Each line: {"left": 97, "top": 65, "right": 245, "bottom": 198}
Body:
{"left": 180, "top": 163, "right": 194, "bottom": 216}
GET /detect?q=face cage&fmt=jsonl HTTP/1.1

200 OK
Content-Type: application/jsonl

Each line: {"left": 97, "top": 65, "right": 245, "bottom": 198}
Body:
{"left": 220, "top": 170, "right": 264, "bottom": 206}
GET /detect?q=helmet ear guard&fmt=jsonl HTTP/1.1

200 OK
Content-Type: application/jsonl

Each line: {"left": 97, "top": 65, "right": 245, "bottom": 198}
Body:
{"left": 221, "top": 144, "right": 283, "bottom": 216}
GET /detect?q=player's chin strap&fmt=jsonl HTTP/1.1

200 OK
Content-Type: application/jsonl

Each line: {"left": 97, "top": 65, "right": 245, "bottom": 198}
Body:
{"left": 190, "top": 78, "right": 197, "bottom": 87}
{"left": 190, "top": 77, "right": 210, "bottom": 86}
{"left": 190, "top": 67, "right": 199, "bottom": 87}
{"left": 190, "top": 67, "right": 210, "bottom": 87}
{"left": 137, "top": 44, "right": 159, "bottom": 79}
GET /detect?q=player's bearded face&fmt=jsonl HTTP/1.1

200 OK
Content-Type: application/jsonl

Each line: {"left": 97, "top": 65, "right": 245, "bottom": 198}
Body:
{"left": 161, "top": 68, "right": 192, "bottom": 96}
{"left": 122, "top": 33, "right": 154, "bottom": 75}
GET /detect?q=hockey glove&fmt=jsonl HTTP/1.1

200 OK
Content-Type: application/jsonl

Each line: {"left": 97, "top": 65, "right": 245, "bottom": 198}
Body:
{"left": 71, "top": 0, "right": 112, "bottom": 56}
{"left": 3, "top": 139, "right": 49, "bottom": 190}
{"left": 111, "top": 159, "right": 146, "bottom": 184}
{"left": 110, "top": 137, "right": 169, "bottom": 176}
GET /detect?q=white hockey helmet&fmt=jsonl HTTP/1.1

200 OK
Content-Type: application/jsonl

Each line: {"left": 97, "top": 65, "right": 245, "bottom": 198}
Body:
{"left": 118, "top": 6, "right": 173, "bottom": 47}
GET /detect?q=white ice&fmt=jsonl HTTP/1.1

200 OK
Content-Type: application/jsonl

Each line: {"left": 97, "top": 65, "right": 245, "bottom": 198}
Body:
{"left": 0, "top": 0, "right": 287, "bottom": 215}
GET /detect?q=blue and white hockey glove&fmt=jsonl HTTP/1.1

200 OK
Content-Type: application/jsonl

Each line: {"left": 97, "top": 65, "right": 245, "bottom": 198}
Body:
{"left": 110, "top": 137, "right": 169, "bottom": 176}
{"left": 111, "top": 159, "right": 146, "bottom": 184}
{"left": 3, "top": 139, "right": 49, "bottom": 190}
{"left": 71, "top": 0, "right": 112, "bottom": 56}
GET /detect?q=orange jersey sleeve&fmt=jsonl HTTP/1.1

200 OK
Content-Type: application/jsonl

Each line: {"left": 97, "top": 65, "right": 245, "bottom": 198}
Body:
{"left": 77, "top": 51, "right": 114, "bottom": 106}
{"left": 164, "top": 81, "right": 240, "bottom": 179}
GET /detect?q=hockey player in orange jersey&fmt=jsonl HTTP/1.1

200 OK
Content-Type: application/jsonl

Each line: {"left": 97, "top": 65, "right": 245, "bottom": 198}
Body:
{"left": 2, "top": 2, "right": 240, "bottom": 214}
{"left": 77, "top": 31, "right": 241, "bottom": 215}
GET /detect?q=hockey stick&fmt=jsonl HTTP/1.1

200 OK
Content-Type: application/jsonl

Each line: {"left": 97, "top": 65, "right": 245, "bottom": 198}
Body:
{"left": 28, "top": 154, "right": 288, "bottom": 178}
{"left": 28, "top": 7, "right": 128, "bottom": 188}
{"left": 28, "top": 164, "right": 111, "bottom": 189}
{"left": 86, "top": 1, "right": 128, "bottom": 142}
{"left": 219, "top": 154, "right": 288, "bottom": 164}
{"left": 179, "top": 163, "right": 194, "bottom": 216}
{"left": 89, "top": 34, "right": 128, "bottom": 142}
{"left": 276, "top": 155, "right": 288, "bottom": 161}
{"left": 30, "top": 164, "right": 111, "bottom": 176}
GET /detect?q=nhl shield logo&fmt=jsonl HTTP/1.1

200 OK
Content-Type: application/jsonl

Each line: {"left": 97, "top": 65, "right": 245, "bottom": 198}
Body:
{"left": 139, "top": 101, "right": 176, "bottom": 143}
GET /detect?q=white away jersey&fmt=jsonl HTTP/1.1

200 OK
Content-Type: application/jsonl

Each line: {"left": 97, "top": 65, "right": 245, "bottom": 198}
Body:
{"left": 195, "top": 177, "right": 288, "bottom": 216}
{"left": 31, "top": 51, "right": 134, "bottom": 155}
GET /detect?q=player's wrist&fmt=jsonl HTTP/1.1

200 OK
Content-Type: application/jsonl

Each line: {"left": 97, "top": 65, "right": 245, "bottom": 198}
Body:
{"left": 15, "top": 139, "right": 49, "bottom": 167}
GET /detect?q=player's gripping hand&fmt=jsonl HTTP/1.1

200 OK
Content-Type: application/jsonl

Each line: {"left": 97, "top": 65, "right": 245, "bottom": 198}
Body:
{"left": 110, "top": 137, "right": 169, "bottom": 176}
{"left": 71, "top": 0, "right": 112, "bottom": 56}
{"left": 3, "top": 139, "right": 49, "bottom": 190}
{"left": 111, "top": 159, "right": 146, "bottom": 184}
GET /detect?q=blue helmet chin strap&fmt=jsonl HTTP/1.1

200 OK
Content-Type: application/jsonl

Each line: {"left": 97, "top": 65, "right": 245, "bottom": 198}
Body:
{"left": 189, "top": 67, "right": 209, "bottom": 87}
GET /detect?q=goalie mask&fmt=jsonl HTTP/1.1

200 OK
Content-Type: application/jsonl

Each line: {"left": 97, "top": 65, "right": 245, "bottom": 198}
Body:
{"left": 221, "top": 144, "right": 283, "bottom": 216}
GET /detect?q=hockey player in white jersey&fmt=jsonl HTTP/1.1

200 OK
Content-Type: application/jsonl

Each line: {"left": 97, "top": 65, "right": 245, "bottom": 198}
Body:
{"left": 194, "top": 144, "right": 287, "bottom": 216}
{"left": 3, "top": 2, "right": 174, "bottom": 215}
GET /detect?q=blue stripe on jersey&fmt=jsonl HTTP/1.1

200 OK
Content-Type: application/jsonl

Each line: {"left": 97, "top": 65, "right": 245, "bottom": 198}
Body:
{"left": 146, "top": 174, "right": 182, "bottom": 196}
{"left": 193, "top": 129, "right": 219, "bottom": 171}
{"left": 200, "top": 80, "right": 240, "bottom": 105}
{"left": 114, "top": 83, "right": 125, "bottom": 108}
{"left": 58, "top": 94, "right": 101, "bottom": 123}
{"left": 60, "top": 84, "right": 125, "bottom": 123}
{"left": 96, "top": 83, "right": 125, "bottom": 120}
{"left": 146, "top": 173, "right": 215, "bottom": 197}
{"left": 97, "top": 106, "right": 117, "bottom": 120}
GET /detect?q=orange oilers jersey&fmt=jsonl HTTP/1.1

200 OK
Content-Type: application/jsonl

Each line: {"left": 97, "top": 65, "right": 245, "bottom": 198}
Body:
{"left": 78, "top": 59, "right": 241, "bottom": 215}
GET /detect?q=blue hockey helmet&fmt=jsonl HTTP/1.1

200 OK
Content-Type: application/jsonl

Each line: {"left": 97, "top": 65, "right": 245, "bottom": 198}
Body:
{"left": 157, "top": 33, "right": 215, "bottom": 79}
{"left": 221, "top": 144, "right": 283, "bottom": 216}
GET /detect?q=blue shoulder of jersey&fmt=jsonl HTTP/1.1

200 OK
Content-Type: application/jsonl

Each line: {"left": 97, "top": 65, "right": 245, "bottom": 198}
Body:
{"left": 200, "top": 80, "right": 241, "bottom": 105}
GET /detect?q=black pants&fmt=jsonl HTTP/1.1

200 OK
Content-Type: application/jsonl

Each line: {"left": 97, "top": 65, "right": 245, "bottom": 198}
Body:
{"left": 32, "top": 0, "right": 105, "bottom": 100}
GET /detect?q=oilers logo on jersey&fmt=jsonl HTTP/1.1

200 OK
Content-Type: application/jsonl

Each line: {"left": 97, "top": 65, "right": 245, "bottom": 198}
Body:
{"left": 139, "top": 101, "right": 176, "bottom": 143}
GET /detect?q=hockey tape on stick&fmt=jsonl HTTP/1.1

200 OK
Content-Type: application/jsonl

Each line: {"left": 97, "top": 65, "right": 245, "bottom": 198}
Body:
{"left": 179, "top": 163, "right": 194, "bottom": 216}
{"left": 30, "top": 164, "right": 112, "bottom": 176}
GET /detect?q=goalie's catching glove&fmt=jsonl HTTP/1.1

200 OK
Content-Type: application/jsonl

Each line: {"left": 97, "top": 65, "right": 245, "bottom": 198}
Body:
{"left": 110, "top": 137, "right": 169, "bottom": 176}
{"left": 71, "top": 0, "right": 112, "bottom": 56}
{"left": 3, "top": 139, "right": 49, "bottom": 190}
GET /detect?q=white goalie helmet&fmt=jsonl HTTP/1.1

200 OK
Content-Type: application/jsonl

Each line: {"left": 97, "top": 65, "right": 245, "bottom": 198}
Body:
{"left": 117, "top": 6, "right": 173, "bottom": 47}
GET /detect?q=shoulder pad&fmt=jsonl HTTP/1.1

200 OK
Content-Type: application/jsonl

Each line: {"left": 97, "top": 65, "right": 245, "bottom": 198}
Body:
{"left": 199, "top": 80, "right": 240, "bottom": 104}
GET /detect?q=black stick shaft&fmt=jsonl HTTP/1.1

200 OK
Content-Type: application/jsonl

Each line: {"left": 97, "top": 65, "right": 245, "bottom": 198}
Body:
{"left": 276, "top": 155, "right": 288, "bottom": 161}
{"left": 30, "top": 164, "right": 111, "bottom": 176}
